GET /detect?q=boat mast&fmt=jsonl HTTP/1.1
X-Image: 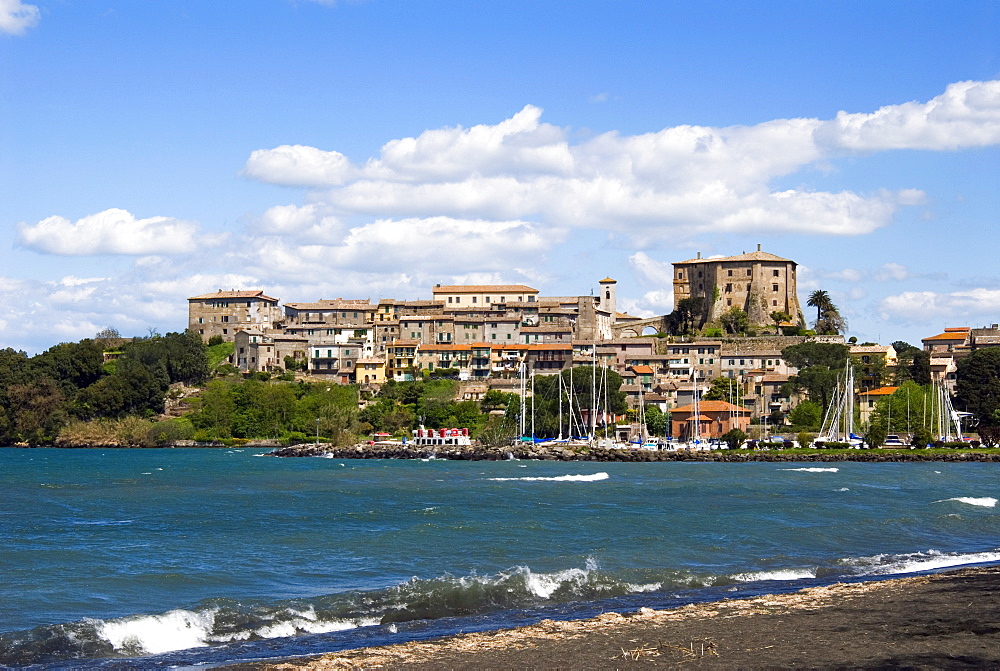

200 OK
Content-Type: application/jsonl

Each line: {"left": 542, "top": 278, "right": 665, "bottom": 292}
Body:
{"left": 518, "top": 360, "right": 527, "bottom": 438}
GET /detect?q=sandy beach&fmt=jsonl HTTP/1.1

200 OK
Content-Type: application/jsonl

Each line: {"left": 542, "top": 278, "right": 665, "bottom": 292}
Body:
{"left": 224, "top": 566, "right": 1000, "bottom": 669}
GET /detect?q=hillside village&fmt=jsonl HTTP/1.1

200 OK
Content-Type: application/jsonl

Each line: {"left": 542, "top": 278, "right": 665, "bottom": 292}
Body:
{"left": 187, "top": 248, "right": 992, "bottom": 440}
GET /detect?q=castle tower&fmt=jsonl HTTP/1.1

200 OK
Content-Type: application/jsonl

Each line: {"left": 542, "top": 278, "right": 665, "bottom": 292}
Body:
{"left": 671, "top": 247, "right": 802, "bottom": 328}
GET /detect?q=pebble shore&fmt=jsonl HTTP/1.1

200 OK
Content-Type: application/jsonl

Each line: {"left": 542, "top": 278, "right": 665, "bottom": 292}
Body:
{"left": 271, "top": 442, "right": 1000, "bottom": 462}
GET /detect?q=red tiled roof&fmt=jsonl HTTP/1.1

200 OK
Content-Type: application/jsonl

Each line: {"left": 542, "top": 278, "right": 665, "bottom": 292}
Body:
{"left": 189, "top": 289, "right": 278, "bottom": 302}
{"left": 671, "top": 400, "right": 750, "bottom": 414}
{"left": 858, "top": 386, "right": 899, "bottom": 396}
{"left": 432, "top": 284, "right": 538, "bottom": 293}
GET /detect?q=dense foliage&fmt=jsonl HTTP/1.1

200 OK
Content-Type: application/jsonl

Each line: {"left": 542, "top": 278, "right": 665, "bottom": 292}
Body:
{"left": 0, "top": 331, "right": 208, "bottom": 444}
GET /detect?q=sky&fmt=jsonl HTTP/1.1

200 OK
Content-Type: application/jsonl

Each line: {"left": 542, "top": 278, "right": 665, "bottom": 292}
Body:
{"left": 1, "top": 0, "right": 999, "bottom": 355}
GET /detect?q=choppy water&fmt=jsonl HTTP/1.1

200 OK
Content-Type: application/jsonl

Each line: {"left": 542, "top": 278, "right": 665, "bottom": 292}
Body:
{"left": 1, "top": 448, "right": 999, "bottom": 668}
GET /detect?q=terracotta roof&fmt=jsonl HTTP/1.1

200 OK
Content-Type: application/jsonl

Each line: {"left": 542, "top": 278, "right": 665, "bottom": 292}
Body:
{"left": 285, "top": 300, "right": 373, "bottom": 310}
{"left": 858, "top": 386, "right": 899, "bottom": 396}
{"left": 850, "top": 345, "right": 891, "bottom": 353}
{"left": 432, "top": 284, "right": 538, "bottom": 293}
{"left": 922, "top": 331, "right": 969, "bottom": 341}
{"left": 417, "top": 344, "right": 475, "bottom": 352}
{"left": 671, "top": 400, "right": 750, "bottom": 414}
{"left": 599, "top": 277, "right": 616, "bottom": 283}
{"left": 632, "top": 365, "right": 655, "bottom": 374}
{"left": 674, "top": 250, "right": 793, "bottom": 265}
{"left": 189, "top": 289, "right": 278, "bottom": 302}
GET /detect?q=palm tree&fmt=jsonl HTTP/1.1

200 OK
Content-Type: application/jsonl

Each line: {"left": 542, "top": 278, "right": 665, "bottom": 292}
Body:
{"left": 807, "top": 290, "right": 831, "bottom": 324}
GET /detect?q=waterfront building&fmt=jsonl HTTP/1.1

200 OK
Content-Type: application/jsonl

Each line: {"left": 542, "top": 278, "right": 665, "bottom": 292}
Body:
{"left": 188, "top": 289, "right": 281, "bottom": 342}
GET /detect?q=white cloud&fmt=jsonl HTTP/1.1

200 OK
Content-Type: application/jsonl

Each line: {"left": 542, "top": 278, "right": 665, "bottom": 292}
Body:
{"left": 0, "top": 0, "right": 39, "bottom": 35}
{"left": 18, "top": 208, "right": 202, "bottom": 256}
{"left": 628, "top": 252, "right": 674, "bottom": 285}
{"left": 242, "top": 145, "right": 353, "bottom": 187}
{"left": 255, "top": 203, "right": 344, "bottom": 241}
{"left": 817, "top": 80, "right": 1000, "bottom": 151}
{"left": 241, "top": 216, "right": 559, "bottom": 280}
{"left": 880, "top": 288, "right": 1000, "bottom": 324}
{"left": 249, "top": 86, "right": 997, "bottom": 239}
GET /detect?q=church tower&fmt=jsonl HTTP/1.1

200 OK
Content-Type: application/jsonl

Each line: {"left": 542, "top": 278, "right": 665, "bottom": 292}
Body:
{"left": 598, "top": 277, "right": 617, "bottom": 324}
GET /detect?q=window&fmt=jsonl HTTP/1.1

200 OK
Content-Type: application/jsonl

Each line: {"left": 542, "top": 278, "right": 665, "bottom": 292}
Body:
{"left": 677, "top": 272, "right": 684, "bottom": 280}
{"left": 221, "top": 315, "right": 229, "bottom": 323}
{"left": 773, "top": 269, "right": 780, "bottom": 277}
{"left": 727, "top": 299, "right": 732, "bottom": 306}
{"left": 472, "top": 297, "right": 477, "bottom": 303}
{"left": 448, "top": 297, "right": 453, "bottom": 303}
{"left": 727, "top": 269, "right": 733, "bottom": 277}
{"left": 746, "top": 269, "right": 752, "bottom": 276}
{"left": 725, "top": 283, "right": 732, "bottom": 292}
{"left": 772, "top": 284, "right": 779, "bottom": 292}
{"left": 773, "top": 300, "right": 778, "bottom": 306}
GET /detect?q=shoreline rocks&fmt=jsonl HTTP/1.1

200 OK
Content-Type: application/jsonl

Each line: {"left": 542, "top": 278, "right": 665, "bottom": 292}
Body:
{"left": 269, "top": 443, "right": 1000, "bottom": 462}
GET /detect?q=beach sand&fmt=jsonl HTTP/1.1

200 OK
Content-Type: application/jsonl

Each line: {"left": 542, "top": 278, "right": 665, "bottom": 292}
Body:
{"left": 226, "top": 566, "right": 1000, "bottom": 669}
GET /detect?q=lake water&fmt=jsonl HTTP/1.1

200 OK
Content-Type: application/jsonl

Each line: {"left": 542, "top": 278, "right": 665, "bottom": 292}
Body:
{"left": 1, "top": 448, "right": 998, "bottom": 668}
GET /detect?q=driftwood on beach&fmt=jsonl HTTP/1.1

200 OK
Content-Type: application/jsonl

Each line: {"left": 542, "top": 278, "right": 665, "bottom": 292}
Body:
{"left": 270, "top": 442, "right": 1000, "bottom": 462}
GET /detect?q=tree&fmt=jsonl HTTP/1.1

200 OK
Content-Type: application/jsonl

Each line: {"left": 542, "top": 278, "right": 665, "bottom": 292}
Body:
{"left": 956, "top": 348, "right": 1000, "bottom": 427}
{"left": 910, "top": 350, "right": 932, "bottom": 385}
{"left": 644, "top": 404, "right": 667, "bottom": 437}
{"left": 788, "top": 400, "right": 822, "bottom": 428}
{"left": 781, "top": 343, "right": 850, "bottom": 411}
{"left": 721, "top": 428, "right": 748, "bottom": 449}
{"left": 807, "top": 290, "right": 831, "bottom": 324}
{"left": 720, "top": 307, "right": 750, "bottom": 335}
{"left": 769, "top": 311, "right": 792, "bottom": 335}
{"left": 666, "top": 297, "right": 706, "bottom": 335}
{"left": 703, "top": 376, "right": 740, "bottom": 403}
{"left": 807, "top": 289, "right": 847, "bottom": 335}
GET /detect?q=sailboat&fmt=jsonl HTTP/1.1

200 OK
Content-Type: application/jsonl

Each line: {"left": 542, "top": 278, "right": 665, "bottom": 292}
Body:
{"left": 816, "top": 364, "right": 864, "bottom": 448}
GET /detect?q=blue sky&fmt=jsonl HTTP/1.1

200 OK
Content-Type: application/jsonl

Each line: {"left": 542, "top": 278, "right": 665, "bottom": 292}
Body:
{"left": 1, "top": 0, "right": 999, "bottom": 354}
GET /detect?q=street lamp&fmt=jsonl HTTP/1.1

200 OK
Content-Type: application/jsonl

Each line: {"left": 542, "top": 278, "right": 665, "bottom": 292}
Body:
{"left": 315, "top": 418, "right": 320, "bottom": 445}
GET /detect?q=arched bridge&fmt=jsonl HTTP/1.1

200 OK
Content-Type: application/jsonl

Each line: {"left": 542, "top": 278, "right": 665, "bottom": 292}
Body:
{"left": 611, "top": 315, "right": 670, "bottom": 338}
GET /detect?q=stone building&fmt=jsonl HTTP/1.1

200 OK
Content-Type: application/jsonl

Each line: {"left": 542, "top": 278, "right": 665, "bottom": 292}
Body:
{"left": 188, "top": 290, "right": 282, "bottom": 342}
{"left": 672, "top": 247, "right": 803, "bottom": 329}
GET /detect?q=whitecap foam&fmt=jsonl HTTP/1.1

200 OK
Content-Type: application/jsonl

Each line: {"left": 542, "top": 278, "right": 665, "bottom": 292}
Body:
{"left": 731, "top": 568, "right": 816, "bottom": 582}
{"left": 836, "top": 487, "right": 850, "bottom": 492}
{"left": 97, "top": 608, "right": 216, "bottom": 655}
{"left": 523, "top": 567, "right": 591, "bottom": 598}
{"left": 489, "top": 472, "right": 609, "bottom": 482}
{"left": 779, "top": 467, "right": 839, "bottom": 473}
{"left": 844, "top": 549, "right": 1000, "bottom": 576}
{"left": 934, "top": 497, "right": 998, "bottom": 508}
{"left": 254, "top": 614, "right": 357, "bottom": 639}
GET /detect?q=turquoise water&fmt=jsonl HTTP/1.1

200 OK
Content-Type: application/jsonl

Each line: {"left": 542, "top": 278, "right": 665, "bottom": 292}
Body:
{"left": 1, "top": 448, "right": 999, "bottom": 667}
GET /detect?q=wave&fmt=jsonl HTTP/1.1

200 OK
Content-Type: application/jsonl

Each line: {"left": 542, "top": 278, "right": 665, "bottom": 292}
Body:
{"left": 934, "top": 497, "right": 998, "bottom": 508}
{"left": 838, "top": 548, "right": 1000, "bottom": 576}
{"left": 0, "top": 560, "right": 684, "bottom": 665}
{"left": 731, "top": 568, "right": 817, "bottom": 582}
{"left": 778, "top": 467, "right": 839, "bottom": 473}
{"left": 488, "top": 472, "right": 609, "bottom": 482}
{"left": 7, "top": 548, "right": 1000, "bottom": 666}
